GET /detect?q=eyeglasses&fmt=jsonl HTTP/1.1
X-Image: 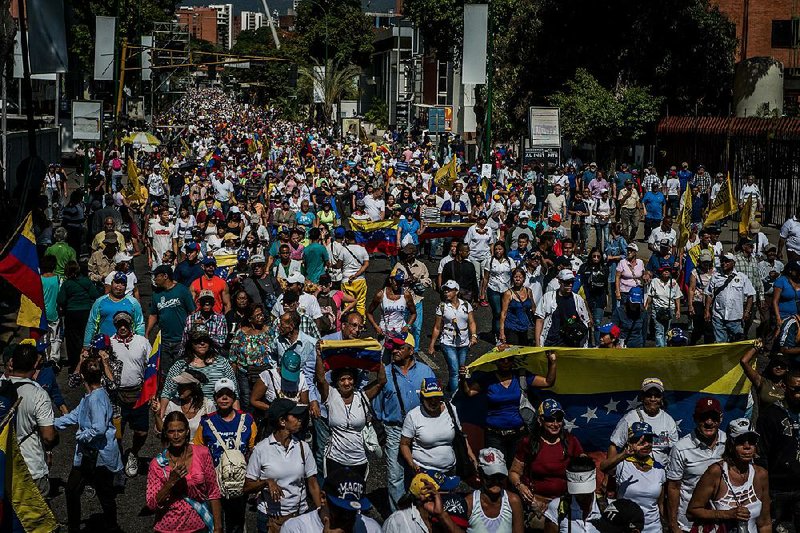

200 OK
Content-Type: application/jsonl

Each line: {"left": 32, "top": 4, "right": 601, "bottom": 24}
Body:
{"left": 734, "top": 436, "right": 758, "bottom": 446}
{"left": 543, "top": 413, "right": 564, "bottom": 423}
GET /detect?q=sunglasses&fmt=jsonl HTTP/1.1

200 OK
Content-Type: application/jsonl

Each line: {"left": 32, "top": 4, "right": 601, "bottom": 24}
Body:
{"left": 543, "top": 413, "right": 565, "bottom": 423}
{"left": 629, "top": 435, "right": 654, "bottom": 444}
{"left": 734, "top": 436, "right": 758, "bottom": 446}
{"left": 697, "top": 412, "right": 721, "bottom": 422}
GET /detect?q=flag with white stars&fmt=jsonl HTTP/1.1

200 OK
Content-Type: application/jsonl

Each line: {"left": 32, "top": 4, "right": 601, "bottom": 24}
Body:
{"left": 464, "top": 341, "right": 754, "bottom": 451}
{"left": 133, "top": 332, "right": 161, "bottom": 409}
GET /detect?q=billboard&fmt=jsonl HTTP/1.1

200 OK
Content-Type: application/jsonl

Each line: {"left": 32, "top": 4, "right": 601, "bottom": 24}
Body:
{"left": 528, "top": 107, "right": 560, "bottom": 148}
{"left": 72, "top": 100, "right": 103, "bottom": 142}
{"left": 462, "top": 4, "right": 488, "bottom": 85}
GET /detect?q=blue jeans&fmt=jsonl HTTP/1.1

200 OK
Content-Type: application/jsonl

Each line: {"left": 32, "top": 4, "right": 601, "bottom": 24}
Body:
{"left": 384, "top": 424, "right": 404, "bottom": 512}
{"left": 594, "top": 222, "right": 609, "bottom": 249}
{"left": 411, "top": 301, "right": 423, "bottom": 350}
{"left": 487, "top": 288, "right": 503, "bottom": 339}
{"left": 312, "top": 416, "right": 330, "bottom": 484}
{"left": 590, "top": 303, "right": 606, "bottom": 346}
{"left": 236, "top": 368, "right": 251, "bottom": 411}
{"left": 712, "top": 317, "right": 744, "bottom": 343}
{"left": 652, "top": 309, "right": 672, "bottom": 347}
{"left": 442, "top": 344, "right": 469, "bottom": 395}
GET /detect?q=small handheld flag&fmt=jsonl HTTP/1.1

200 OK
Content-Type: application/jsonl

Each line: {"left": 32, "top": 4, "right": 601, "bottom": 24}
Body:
{"left": 134, "top": 333, "right": 161, "bottom": 409}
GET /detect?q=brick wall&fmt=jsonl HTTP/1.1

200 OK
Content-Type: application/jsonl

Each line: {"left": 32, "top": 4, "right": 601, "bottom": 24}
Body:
{"left": 712, "top": 0, "right": 794, "bottom": 67}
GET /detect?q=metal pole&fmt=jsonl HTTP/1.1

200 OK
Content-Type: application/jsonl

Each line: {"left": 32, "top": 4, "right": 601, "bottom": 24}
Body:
{"left": 115, "top": 38, "right": 128, "bottom": 145}
{"left": 483, "top": 0, "right": 493, "bottom": 161}
{"left": 2, "top": 70, "right": 7, "bottom": 186}
{"left": 54, "top": 73, "right": 60, "bottom": 146}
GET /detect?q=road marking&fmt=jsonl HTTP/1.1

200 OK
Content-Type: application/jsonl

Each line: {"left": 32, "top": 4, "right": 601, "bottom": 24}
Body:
{"left": 415, "top": 350, "right": 439, "bottom": 370}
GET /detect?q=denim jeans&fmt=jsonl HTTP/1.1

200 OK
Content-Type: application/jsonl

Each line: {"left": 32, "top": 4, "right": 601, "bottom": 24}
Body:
{"left": 312, "top": 416, "right": 330, "bottom": 483}
{"left": 442, "top": 344, "right": 469, "bottom": 395}
{"left": 712, "top": 317, "right": 744, "bottom": 343}
{"left": 652, "top": 309, "right": 672, "bottom": 347}
{"left": 594, "top": 222, "right": 609, "bottom": 250}
{"left": 590, "top": 303, "right": 606, "bottom": 346}
{"left": 487, "top": 288, "right": 503, "bottom": 339}
{"left": 384, "top": 424, "right": 404, "bottom": 512}
{"left": 411, "top": 301, "right": 423, "bottom": 349}
{"left": 236, "top": 368, "right": 251, "bottom": 411}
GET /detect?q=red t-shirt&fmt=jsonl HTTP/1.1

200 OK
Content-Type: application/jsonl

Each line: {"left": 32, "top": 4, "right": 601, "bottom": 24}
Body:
{"left": 514, "top": 433, "right": 584, "bottom": 498}
{"left": 191, "top": 275, "right": 227, "bottom": 314}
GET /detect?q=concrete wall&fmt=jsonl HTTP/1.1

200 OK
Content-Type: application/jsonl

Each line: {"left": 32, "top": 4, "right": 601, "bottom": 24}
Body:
{"left": 4, "top": 127, "right": 60, "bottom": 193}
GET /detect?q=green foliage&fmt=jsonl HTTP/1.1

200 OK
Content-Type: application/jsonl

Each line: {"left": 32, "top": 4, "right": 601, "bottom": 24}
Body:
{"left": 548, "top": 69, "right": 663, "bottom": 146}
{"left": 225, "top": 27, "right": 299, "bottom": 104}
{"left": 364, "top": 99, "right": 389, "bottom": 129}
{"left": 294, "top": 0, "right": 374, "bottom": 67}
{"left": 298, "top": 59, "right": 361, "bottom": 124}
{"left": 401, "top": 0, "right": 463, "bottom": 61}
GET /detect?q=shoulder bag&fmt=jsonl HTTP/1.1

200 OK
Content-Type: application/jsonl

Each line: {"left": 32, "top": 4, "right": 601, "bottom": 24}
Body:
{"left": 519, "top": 371, "right": 536, "bottom": 429}
{"left": 359, "top": 391, "right": 386, "bottom": 460}
{"left": 443, "top": 401, "right": 477, "bottom": 480}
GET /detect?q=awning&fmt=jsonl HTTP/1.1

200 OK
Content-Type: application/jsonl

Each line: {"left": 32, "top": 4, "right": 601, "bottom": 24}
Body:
{"left": 657, "top": 116, "right": 800, "bottom": 139}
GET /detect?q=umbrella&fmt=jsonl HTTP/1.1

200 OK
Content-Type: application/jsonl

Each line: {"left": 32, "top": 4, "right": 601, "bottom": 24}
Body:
{"left": 122, "top": 132, "right": 162, "bottom": 147}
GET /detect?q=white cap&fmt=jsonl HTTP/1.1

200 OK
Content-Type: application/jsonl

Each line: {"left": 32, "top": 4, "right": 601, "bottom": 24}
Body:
{"left": 518, "top": 210, "right": 530, "bottom": 219}
{"left": 728, "top": 417, "right": 759, "bottom": 440}
{"left": 113, "top": 252, "right": 133, "bottom": 263}
{"left": 214, "top": 378, "right": 236, "bottom": 395}
{"left": 557, "top": 270, "right": 575, "bottom": 281}
{"left": 229, "top": 205, "right": 241, "bottom": 214}
{"left": 600, "top": 188, "right": 609, "bottom": 193}
{"left": 626, "top": 242, "right": 639, "bottom": 252}
{"left": 442, "top": 279, "right": 460, "bottom": 291}
{"left": 478, "top": 448, "right": 508, "bottom": 477}
{"left": 722, "top": 252, "right": 736, "bottom": 262}
{"left": 286, "top": 272, "right": 306, "bottom": 284}
{"left": 566, "top": 468, "right": 596, "bottom": 495}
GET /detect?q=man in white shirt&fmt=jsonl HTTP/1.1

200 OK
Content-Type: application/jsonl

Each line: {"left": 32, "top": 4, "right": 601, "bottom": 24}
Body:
{"left": 704, "top": 253, "right": 755, "bottom": 342}
{"left": 211, "top": 173, "right": 235, "bottom": 213}
{"left": 362, "top": 188, "right": 386, "bottom": 221}
{"left": 544, "top": 456, "right": 604, "bottom": 533}
{"left": 147, "top": 207, "right": 176, "bottom": 269}
{"left": 779, "top": 206, "right": 800, "bottom": 262}
{"left": 271, "top": 272, "right": 322, "bottom": 323}
{"left": 5, "top": 341, "right": 57, "bottom": 497}
{"left": 738, "top": 174, "right": 762, "bottom": 210}
{"left": 648, "top": 216, "right": 677, "bottom": 255}
{"left": 341, "top": 231, "right": 370, "bottom": 316}
{"left": 280, "top": 468, "right": 380, "bottom": 533}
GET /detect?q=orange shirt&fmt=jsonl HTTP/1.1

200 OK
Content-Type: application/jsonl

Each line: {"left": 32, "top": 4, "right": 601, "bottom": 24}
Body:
{"left": 190, "top": 275, "right": 227, "bottom": 314}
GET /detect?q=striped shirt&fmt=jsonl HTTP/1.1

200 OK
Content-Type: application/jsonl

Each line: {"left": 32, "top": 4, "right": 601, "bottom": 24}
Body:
{"left": 160, "top": 356, "right": 238, "bottom": 402}
{"left": 421, "top": 205, "right": 441, "bottom": 224}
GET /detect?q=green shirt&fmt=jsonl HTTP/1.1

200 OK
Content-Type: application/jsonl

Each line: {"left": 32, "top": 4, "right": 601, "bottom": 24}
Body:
{"left": 149, "top": 283, "right": 196, "bottom": 342}
{"left": 41, "top": 275, "right": 60, "bottom": 322}
{"left": 56, "top": 276, "right": 101, "bottom": 312}
{"left": 45, "top": 242, "right": 76, "bottom": 277}
{"left": 302, "top": 242, "right": 329, "bottom": 283}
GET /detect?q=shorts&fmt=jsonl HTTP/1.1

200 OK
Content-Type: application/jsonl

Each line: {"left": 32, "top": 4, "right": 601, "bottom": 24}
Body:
{"left": 118, "top": 402, "right": 149, "bottom": 433}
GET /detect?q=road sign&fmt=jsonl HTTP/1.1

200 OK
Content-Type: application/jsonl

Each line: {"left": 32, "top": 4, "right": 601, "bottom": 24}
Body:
{"left": 528, "top": 107, "right": 560, "bottom": 148}
{"left": 428, "top": 106, "right": 452, "bottom": 134}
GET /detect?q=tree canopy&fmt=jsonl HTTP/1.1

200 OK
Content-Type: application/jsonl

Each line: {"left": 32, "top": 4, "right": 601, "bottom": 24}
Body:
{"left": 293, "top": 0, "right": 374, "bottom": 67}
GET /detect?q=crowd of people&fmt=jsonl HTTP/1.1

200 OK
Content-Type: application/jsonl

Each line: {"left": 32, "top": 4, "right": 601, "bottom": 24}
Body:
{"left": 4, "top": 87, "right": 799, "bottom": 533}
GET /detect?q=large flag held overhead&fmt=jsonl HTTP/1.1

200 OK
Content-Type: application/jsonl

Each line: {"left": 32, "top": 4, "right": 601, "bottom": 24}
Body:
{"left": 418, "top": 222, "right": 472, "bottom": 241}
{"left": 0, "top": 418, "right": 58, "bottom": 532}
{"left": 125, "top": 157, "right": 143, "bottom": 202}
{"left": 349, "top": 218, "right": 400, "bottom": 256}
{"left": 434, "top": 156, "right": 459, "bottom": 191}
{"left": 704, "top": 172, "right": 738, "bottom": 226}
{"left": 134, "top": 333, "right": 160, "bottom": 409}
{"left": 320, "top": 338, "right": 383, "bottom": 372}
{"left": 0, "top": 213, "right": 46, "bottom": 330}
{"left": 466, "top": 341, "right": 753, "bottom": 451}
{"left": 739, "top": 195, "right": 754, "bottom": 237}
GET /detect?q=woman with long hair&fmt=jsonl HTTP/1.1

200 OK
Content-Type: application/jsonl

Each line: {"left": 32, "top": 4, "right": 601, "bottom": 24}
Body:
{"left": 508, "top": 399, "right": 584, "bottom": 530}
{"left": 687, "top": 419, "right": 771, "bottom": 533}
{"left": 229, "top": 303, "right": 271, "bottom": 412}
{"left": 688, "top": 250, "right": 716, "bottom": 345}
{"left": 772, "top": 260, "right": 800, "bottom": 326}
{"left": 428, "top": 280, "right": 478, "bottom": 396}
{"left": 739, "top": 343, "right": 788, "bottom": 410}
{"left": 366, "top": 271, "right": 416, "bottom": 340}
{"left": 579, "top": 247, "right": 609, "bottom": 346}
{"left": 152, "top": 370, "right": 215, "bottom": 437}
{"left": 480, "top": 242, "right": 513, "bottom": 341}
{"left": 145, "top": 411, "right": 223, "bottom": 533}
{"left": 225, "top": 289, "right": 252, "bottom": 347}
{"left": 499, "top": 267, "right": 536, "bottom": 346}
{"left": 605, "top": 222, "right": 628, "bottom": 312}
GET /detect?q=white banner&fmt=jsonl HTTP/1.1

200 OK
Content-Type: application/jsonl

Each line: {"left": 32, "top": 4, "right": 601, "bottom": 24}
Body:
{"left": 141, "top": 36, "right": 153, "bottom": 81}
{"left": 529, "top": 107, "right": 561, "bottom": 148}
{"left": 27, "top": 0, "right": 68, "bottom": 74}
{"left": 313, "top": 65, "right": 325, "bottom": 104}
{"left": 72, "top": 100, "right": 103, "bottom": 141}
{"left": 13, "top": 33, "right": 56, "bottom": 80}
{"left": 94, "top": 16, "right": 116, "bottom": 81}
{"left": 462, "top": 4, "right": 488, "bottom": 85}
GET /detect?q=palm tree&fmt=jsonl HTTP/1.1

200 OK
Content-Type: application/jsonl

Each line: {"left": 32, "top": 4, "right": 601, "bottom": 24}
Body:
{"left": 299, "top": 59, "right": 361, "bottom": 125}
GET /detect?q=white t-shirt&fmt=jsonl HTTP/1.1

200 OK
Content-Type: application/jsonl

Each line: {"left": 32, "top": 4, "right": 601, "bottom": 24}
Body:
{"left": 648, "top": 227, "right": 678, "bottom": 249}
{"left": 147, "top": 220, "right": 175, "bottom": 264}
{"left": 326, "top": 241, "right": 345, "bottom": 282}
{"left": 165, "top": 399, "right": 215, "bottom": 438}
{"left": 271, "top": 293, "right": 322, "bottom": 320}
{"left": 281, "top": 509, "right": 381, "bottom": 533}
{"left": 610, "top": 408, "right": 679, "bottom": 466}
{"left": 173, "top": 216, "right": 196, "bottom": 241}
{"left": 325, "top": 388, "right": 367, "bottom": 466}
{"left": 258, "top": 368, "right": 308, "bottom": 403}
{"left": 464, "top": 225, "right": 495, "bottom": 261}
{"left": 665, "top": 178, "right": 681, "bottom": 196}
{"left": 110, "top": 334, "right": 151, "bottom": 388}
{"left": 615, "top": 460, "right": 666, "bottom": 533}
{"left": 363, "top": 196, "right": 385, "bottom": 221}
{"left": 341, "top": 244, "right": 369, "bottom": 280}
{"left": 438, "top": 254, "right": 455, "bottom": 274}
{"left": 245, "top": 435, "right": 317, "bottom": 516}
{"left": 104, "top": 270, "right": 138, "bottom": 297}
{"left": 212, "top": 178, "right": 235, "bottom": 202}
{"left": 482, "top": 256, "right": 513, "bottom": 293}
{"left": 436, "top": 299, "right": 473, "bottom": 347}
{"left": 401, "top": 404, "right": 458, "bottom": 472}
{"left": 8, "top": 378, "right": 54, "bottom": 480}
{"left": 544, "top": 495, "right": 603, "bottom": 533}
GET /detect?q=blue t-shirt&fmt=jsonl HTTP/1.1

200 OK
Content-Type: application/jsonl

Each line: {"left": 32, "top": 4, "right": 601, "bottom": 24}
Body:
{"left": 678, "top": 170, "right": 693, "bottom": 192}
{"left": 296, "top": 211, "right": 315, "bottom": 227}
{"left": 642, "top": 191, "right": 665, "bottom": 221}
{"left": 474, "top": 371, "right": 538, "bottom": 430}
{"left": 398, "top": 218, "right": 421, "bottom": 245}
{"left": 195, "top": 411, "right": 256, "bottom": 466}
{"left": 302, "top": 242, "right": 329, "bottom": 283}
{"left": 582, "top": 170, "right": 596, "bottom": 187}
{"left": 175, "top": 259, "right": 204, "bottom": 287}
{"left": 614, "top": 171, "right": 632, "bottom": 190}
{"left": 774, "top": 276, "right": 800, "bottom": 319}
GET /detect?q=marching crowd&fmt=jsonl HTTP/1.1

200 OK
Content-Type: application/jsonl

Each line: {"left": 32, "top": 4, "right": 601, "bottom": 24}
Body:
{"left": 5, "top": 87, "right": 800, "bottom": 533}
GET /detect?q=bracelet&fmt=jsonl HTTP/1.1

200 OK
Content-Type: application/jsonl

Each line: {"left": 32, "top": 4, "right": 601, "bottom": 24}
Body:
{"left": 470, "top": 333, "right": 478, "bottom": 338}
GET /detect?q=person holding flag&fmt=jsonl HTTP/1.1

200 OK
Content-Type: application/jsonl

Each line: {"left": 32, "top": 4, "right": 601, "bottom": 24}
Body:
{"left": 703, "top": 172, "right": 738, "bottom": 229}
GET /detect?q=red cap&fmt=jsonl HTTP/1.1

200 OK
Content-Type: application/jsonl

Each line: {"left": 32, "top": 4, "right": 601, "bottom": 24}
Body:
{"left": 550, "top": 213, "right": 562, "bottom": 223}
{"left": 694, "top": 397, "right": 722, "bottom": 416}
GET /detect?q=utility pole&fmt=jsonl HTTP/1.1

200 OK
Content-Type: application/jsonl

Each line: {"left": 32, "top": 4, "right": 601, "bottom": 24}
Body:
{"left": 115, "top": 38, "right": 128, "bottom": 146}
{"left": 483, "top": 1, "right": 493, "bottom": 161}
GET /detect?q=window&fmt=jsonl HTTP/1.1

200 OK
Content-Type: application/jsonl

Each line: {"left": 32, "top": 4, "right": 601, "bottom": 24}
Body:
{"left": 772, "top": 19, "right": 798, "bottom": 49}
{"left": 436, "top": 60, "right": 448, "bottom": 106}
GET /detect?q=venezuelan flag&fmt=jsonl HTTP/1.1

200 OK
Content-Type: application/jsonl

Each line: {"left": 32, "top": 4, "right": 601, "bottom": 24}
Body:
{"left": 349, "top": 218, "right": 399, "bottom": 256}
{"left": 0, "top": 214, "right": 46, "bottom": 331}
{"left": 418, "top": 222, "right": 472, "bottom": 241}
{"left": 0, "top": 420, "right": 58, "bottom": 532}
{"left": 466, "top": 341, "right": 753, "bottom": 451}
{"left": 320, "top": 338, "right": 383, "bottom": 372}
{"left": 212, "top": 253, "right": 238, "bottom": 281}
{"left": 134, "top": 333, "right": 160, "bottom": 409}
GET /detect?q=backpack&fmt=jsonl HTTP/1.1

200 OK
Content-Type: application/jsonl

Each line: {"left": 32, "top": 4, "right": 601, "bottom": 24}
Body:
{"left": 204, "top": 414, "right": 248, "bottom": 498}
{"left": 111, "top": 158, "right": 122, "bottom": 171}
{"left": 316, "top": 291, "right": 338, "bottom": 336}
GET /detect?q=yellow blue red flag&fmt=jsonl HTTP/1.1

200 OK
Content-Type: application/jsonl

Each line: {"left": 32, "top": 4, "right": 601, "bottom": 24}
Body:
{"left": 320, "top": 338, "right": 383, "bottom": 372}
{"left": 466, "top": 341, "right": 753, "bottom": 451}
{"left": 349, "top": 218, "right": 400, "bottom": 256}
{"left": 134, "top": 333, "right": 160, "bottom": 409}
{"left": 0, "top": 214, "right": 46, "bottom": 330}
{"left": 0, "top": 420, "right": 58, "bottom": 532}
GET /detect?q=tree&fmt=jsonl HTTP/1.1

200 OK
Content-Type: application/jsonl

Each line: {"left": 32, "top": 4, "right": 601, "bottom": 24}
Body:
{"left": 298, "top": 59, "right": 360, "bottom": 124}
{"left": 548, "top": 68, "right": 663, "bottom": 161}
{"left": 294, "top": 0, "right": 374, "bottom": 67}
{"left": 226, "top": 27, "right": 299, "bottom": 105}
{"left": 401, "top": 0, "right": 462, "bottom": 61}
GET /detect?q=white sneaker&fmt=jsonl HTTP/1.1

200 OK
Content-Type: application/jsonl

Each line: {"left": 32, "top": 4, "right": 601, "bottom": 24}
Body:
{"left": 125, "top": 453, "right": 138, "bottom": 477}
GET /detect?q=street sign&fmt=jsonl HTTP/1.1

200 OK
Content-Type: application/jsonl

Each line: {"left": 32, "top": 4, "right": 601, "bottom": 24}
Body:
{"left": 428, "top": 106, "right": 452, "bottom": 134}
{"left": 396, "top": 101, "right": 409, "bottom": 130}
{"left": 524, "top": 147, "right": 560, "bottom": 166}
{"left": 72, "top": 100, "right": 103, "bottom": 142}
{"left": 528, "top": 106, "right": 560, "bottom": 148}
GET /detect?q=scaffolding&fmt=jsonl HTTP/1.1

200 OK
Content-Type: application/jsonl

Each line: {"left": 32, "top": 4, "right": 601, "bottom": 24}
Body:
{"left": 151, "top": 22, "right": 191, "bottom": 118}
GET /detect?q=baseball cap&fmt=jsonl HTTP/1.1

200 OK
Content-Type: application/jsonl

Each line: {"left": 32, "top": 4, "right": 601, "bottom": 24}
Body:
{"left": 333, "top": 226, "right": 346, "bottom": 239}
{"left": 237, "top": 249, "right": 250, "bottom": 262}
{"left": 550, "top": 213, "right": 562, "bottom": 223}
{"left": 557, "top": 270, "right": 575, "bottom": 282}
{"left": 112, "top": 311, "right": 133, "bottom": 326}
{"left": 392, "top": 270, "right": 406, "bottom": 284}
{"left": 113, "top": 252, "right": 133, "bottom": 263}
{"left": 641, "top": 377, "right": 664, "bottom": 393}
{"left": 409, "top": 472, "right": 440, "bottom": 498}
{"left": 189, "top": 324, "right": 212, "bottom": 342}
{"left": 223, "top": 232, "right": 238, "bottom": 241}
{"left": 628, "top": 421, "right": 656, "bottom": 440}
{"left": 442, "top": 279, "right": 460, "bottom": 291}
{"left": 538, "top": 398, "right": 565, "bottom": 417}
{"left": 722, "top": 252, "right": 736, "bottom": 262}
{"left": 384, "top": 333, "right": 415, "bottom": 350}
{"left": 323, "top": 468, "right": 372, "bottom": 511}
{"left": 566, "top": 457, "right": 596, "bottom": 495}
{"left": 202, "top": 256, "right": 217, "bottom": 266}
{"left": 628, "top": 287, "right": 644, "bottom": 304}
{"left": 172, "top": 371, "right": 203, "bottom": 385}
{"left": 249, "top": 254, "right": 266, "bottom": 265}
{"left": 478, "top": 448, "right": 508, "bottom": 477}
{"left": 280, "top": 350, "right": 302, "bottom": 382}
{"left": 518, "top": 210, "right": 530, "bottom": 219}
{"left": 214, "top": 378, "right": 236, "bottom": 396}
{"left": 592, "top": 499, "right": 645, "bottom": 533}
{"left": 626, "top": 242, "right": 639, "bottom": 252}
{"left": 90, "top": 334, "right": 112, "bottom": 351}
{"left": 694, "top": 397, "right": 723, "bottom": 416}
{"left": 153, "top": 264, "right": 173, "bottom": 278}
{"left": 728, "top": 417, "right": 759, "bottom": 441}
{"left": 600, "top": 188, "right": 609, "bottom": 193}
{"left": 420, "top": 377, "right": 444, "bottom": 398}
{"left": 699, "top": 249, "right": 713, "bottom": 263}
{"left": 267, "top": 398, "right": 307, "bottom": 425}
{"left": 229, "top": 205, "right": 240, "bottom": 214}
{"left": 112, "top": 271, "right": 128, "bottom": 284}
{"left": 667, "top": 327, "right": 689, "bottom": 346}
{"left": 198, "top": 289, "right": 215, "bottom": 303}
{"left": 286, "top": 272, "right": 305, "bottom": 285}
{"left": 184, "top": 241, "right": 200, "bottom": 252}
{"left": 598, "top": 322, "right": 621, "bottom": 339}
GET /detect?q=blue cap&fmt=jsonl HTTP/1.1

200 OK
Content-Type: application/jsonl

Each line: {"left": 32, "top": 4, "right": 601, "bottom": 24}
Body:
{"left": 628, "top": 287, "right": 644, "bottom": 304}
{"left": 202, "top": 256, "right": 217, "bottom": 266}
{"left": 184, "top": 241, "right": 199, "bottom": 252}
{"left": 424, "top": 469, "right": 461, "bottom": 491}
{"left": 392, "top": 270, "right": 406, "bottom": 284}
{"left": 237, "top": 249, "right": 250, "bottom": 262}
{"left": 280, "top": 350, "right": 302, "bottom": 382}
{"left": 538, "top": 398, "right": 565, "bottom": 417}
{"left": 405, "top": 207, "right": 414, "bottom": 216}
{"left": 333, "top": 226, "right": 346, "bottom": 239}
{"left": 629, "top": 421, "right": 655, "bottom": 440}
{"left": 667, "top": 328, "right": 689, "bottom": 346}
{"left": 420, "top": 377, "right": 444, "bottom": 398}
{"left": 112, "top": 271, "right": 128, "bottom": 284}
{"left": 90, "top": 334, "right": 111, "bottom": 351}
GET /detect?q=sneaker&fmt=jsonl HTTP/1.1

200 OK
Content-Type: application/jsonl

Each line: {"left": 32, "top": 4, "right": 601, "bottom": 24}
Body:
{"left": 125, "top": 453, "right": 138, "bottom": 477}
